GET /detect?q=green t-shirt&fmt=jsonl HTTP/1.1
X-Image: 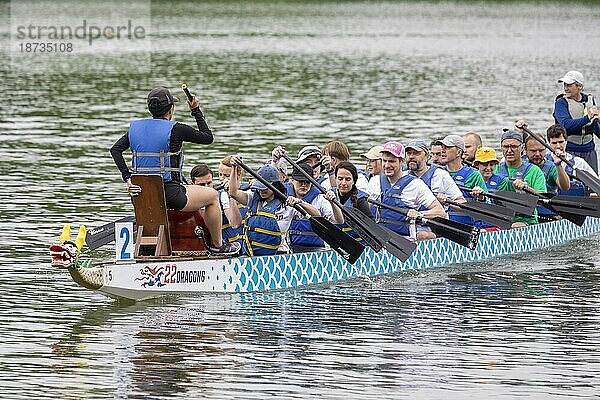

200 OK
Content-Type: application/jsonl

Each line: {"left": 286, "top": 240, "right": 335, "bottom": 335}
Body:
{"left": 495, "top": 162, "right": 547, "bottom": 225}
{"left": 448, "top": 168, "right": 488, "bottom": 192}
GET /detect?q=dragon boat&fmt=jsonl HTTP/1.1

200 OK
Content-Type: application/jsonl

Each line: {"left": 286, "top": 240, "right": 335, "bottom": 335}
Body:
{"left": 50, "top": 215, "right": 600, "bottom": 302}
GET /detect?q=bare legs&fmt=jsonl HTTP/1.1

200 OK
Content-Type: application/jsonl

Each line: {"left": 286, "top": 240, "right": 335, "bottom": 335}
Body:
{"left": 181, "top": 185, "right": 223, "bottom": 247}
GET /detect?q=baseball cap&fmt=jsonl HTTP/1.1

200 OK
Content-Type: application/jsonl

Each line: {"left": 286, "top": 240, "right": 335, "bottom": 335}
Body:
{"left": 381, "top": 141, "right": 406, "bottom": 159}
{"left": 405, "top": 140, "right": 429, "bottom": 152}
{"left": 501, "top": 129, "right": 524, "bottom": 143}
{"left": 291, "top": 163, "right": 313, "bottom": 181}
{"left": 474, "top": 147, "right": 499, "bottom": 164}
{"left": 360, "top": 145, "right": 384, "bottom": 160}
{"left": 434, "top": 135, "right": 465, "bottom": 151}
{"left": 147, "top": 86, "right": 179, "bottom": 116}
{"left": 296, "top": 145, "right": 322, "bottom": 163}
{"left": 558, "top": 70, "right": 584, "bottom": 85}
{"left": 251, "top": 165, "right": 280, "bottom": 190}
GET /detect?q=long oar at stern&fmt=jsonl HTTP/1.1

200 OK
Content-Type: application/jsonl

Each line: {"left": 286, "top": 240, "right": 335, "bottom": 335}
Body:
{"left": 280, "top": 153, "right": 416, "bottom": 261}
{"left": 236, "top": 160, "right": 365, "bottom": 264}
{"left": 521, "top": 125, "right": 600, "bottom": 194}
{"left": 368, "top": 199, "right": 480, "bottom": 250}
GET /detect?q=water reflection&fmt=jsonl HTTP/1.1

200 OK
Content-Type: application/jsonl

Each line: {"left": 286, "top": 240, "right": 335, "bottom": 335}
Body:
{"left": 3, "top": 0, "right": 600, "bottom": 398}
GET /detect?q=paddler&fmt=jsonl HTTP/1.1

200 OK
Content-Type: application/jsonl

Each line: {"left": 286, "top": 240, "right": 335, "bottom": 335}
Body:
{"left": 553, "top": 70, "right": 600, "bottom": 172}
{"left": 463, "top": 132, "right": 483, "bottom": 165}
{"left": 367, "top": 141, "right": 446, "bottom": 240}
{"left": 405, "top": 140, "right": 465, "bottom": 238}
{"left": 434, "top": 134, "right": 487, "bottom": 226}
{"left": 110, "top": 86, "right": 240, "bottom": 256}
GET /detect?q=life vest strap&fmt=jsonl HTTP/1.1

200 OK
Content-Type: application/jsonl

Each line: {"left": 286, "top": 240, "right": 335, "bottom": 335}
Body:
{"left": 249, "top": 227, "right": 285, "bottom": 236}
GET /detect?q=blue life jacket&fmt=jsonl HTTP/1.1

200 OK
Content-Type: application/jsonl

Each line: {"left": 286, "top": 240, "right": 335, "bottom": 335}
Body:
{"left": 375, "top": 174, "right": 421, "bottom": 236}
{"left": 559, "top": 163, "right": 588, "bottom": 196}
{"left": 128, "top": 118, "right": 179, "bottom": 181}
{"left": 416, "top": 165, "right": 439, "bottom": 188}
{"left": 497, "top": 160, "right": 534, "bottom": 181}
{"left": 533, "top": 158, "right": 558, "bottom": 217}
{"left": 485, "top": 173, "right": 505, "bottom": 191}
{"left": 242, "top": 191, "right": 285, "bottom": 256}
{"left": 333, "top": 188, "right": 368, "bottom": 244}
{"left": 448, "top": 166, "right": 477, "bottom": 226}
{"left": 219, "top": 189, "right": 243, "bottom": 246}
{"left": 285, "top": 183, "right": 325, "bottom": 248}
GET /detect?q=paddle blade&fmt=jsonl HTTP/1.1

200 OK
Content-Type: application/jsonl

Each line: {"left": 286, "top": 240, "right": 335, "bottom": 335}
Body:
{"left": 342, "top": 206, "right": 389, "bottom": 252}
{"left": 382, "top": 227, "right": 417, "bottom": 262}
{"left": 573, "top": 169, "right": 600, "bottom": 194}
{"left": 491, "top": 190, "right": 538, "bottom": 215}
{"left": 548, "top": 195, "right": 600, "bottom": 217}
{"left": 556, "top": 210, "right": 586, "bottom": 226}
{"left": 86, "top": 216, "right": 136, "bottom": 250}
{"left": 427, "top": 217, "right": 480, "bottom": 250}
{"left": 309, "top": 216, "right": 365, "bottom": 264}
{"left": 461, "top": 200, "right": 514, "bottom": 230}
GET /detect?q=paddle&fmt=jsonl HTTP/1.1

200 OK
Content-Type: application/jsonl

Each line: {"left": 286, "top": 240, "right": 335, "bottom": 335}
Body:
{"left": 520, "top": 125, "right": 600, "bottom": 194}
{"left": 456, "top": 184, "right": 538, "bottom": 216}
{"left": 236, "top": 160, "right": 365, "bottom": 264}
{"left": 518, "top": 186, "right": 587, "bottom": 226}
{"left": 281, "top": 153, "right": 417, "bottom": 261}
{"left": 368, "top": 199, "right": 480, "bottom": 250}
{"left": 445, "top": 198, "right": 514, "bottom": 230}
{"left": 85, "top": 216, "right": 136, "bottom": 251}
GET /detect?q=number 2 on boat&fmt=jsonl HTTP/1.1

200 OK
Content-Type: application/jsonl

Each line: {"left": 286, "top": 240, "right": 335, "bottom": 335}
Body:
{"left": 115, "top": 222, "right": 134, "bottom": 261}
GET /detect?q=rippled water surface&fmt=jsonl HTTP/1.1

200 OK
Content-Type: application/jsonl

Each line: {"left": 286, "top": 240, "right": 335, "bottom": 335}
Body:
{"left": 1, "top": 1, "right": 600, "bottom": 399}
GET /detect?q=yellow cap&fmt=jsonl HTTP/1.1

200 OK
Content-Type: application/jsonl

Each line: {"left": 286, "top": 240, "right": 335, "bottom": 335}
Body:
{"left": 474, "top": 147, "right": 499, "bottom": 163}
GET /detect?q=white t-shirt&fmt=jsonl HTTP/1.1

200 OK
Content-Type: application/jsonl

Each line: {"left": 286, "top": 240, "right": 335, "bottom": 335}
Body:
{"left": 245, "top": 190, "right": 296, "bottom": 253}
{"left": 367, "top": 172, "right": 437, "bottom": 210}
{"left": 219, "top": 191, "right": 231, "bottom": 210}
{"left": 564, "top": 153, "right": 598, "bottom": 177}
{"left": 423, "top": 167, "right": 464, "bottom": 201}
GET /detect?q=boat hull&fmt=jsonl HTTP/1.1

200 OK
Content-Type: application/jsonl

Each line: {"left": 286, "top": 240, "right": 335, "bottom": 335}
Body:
{"left": 69, "top": 218, "right": 600, "bottom": 301}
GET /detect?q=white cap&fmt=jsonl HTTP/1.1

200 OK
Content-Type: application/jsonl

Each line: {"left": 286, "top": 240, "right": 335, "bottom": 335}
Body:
{"left": 558, "top": 71, "right": 584, "bottom": 85}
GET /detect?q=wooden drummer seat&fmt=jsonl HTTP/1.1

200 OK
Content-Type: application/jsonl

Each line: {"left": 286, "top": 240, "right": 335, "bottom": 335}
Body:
{"left": 131, "top": 174, "right": 172, "bottom": 257}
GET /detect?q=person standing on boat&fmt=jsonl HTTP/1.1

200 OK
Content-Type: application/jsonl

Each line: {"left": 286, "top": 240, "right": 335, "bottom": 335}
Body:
{"left": 285, "top": 163, "right": 344, "bottom": 253}
{"left": 463, "top": 132, "right": 483, "bottom": 165}
{"left": 359, "top": 145, "right": 384, "bottom": 181}
{"left": 553, "top": 70, "right": 600, "bottom": 172}
{"left": 546, "top": 124, "right": 599, "bottom": 196}
{"left": 228, "top": 159, "right": 319, "bottom": 255}
{"left": 434, "top": 134, "right": 487, "bottom": 226}
{"left": 110, "top": 86, "right": 240, "bottom": 256}
{"left": 495, "top": 129, "right": 546, "bottom": 227}
{"left": 405, "top": 140, "right": 465, "bottom": 237}
{"left": 367, "top": 141, "right": 446, "bottom": 240}
{"left": 324, "top": 161, "right": 372, "bottom": 244}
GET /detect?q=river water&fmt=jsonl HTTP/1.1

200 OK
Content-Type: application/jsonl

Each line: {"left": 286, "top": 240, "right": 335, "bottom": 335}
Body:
{"left": 1, "top": 1, "right": 600, "bottom": 399}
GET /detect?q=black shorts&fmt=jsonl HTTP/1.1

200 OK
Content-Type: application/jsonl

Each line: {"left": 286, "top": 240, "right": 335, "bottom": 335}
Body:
{"left": 164, "top": 181, "right": 188, "bottom": 210}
